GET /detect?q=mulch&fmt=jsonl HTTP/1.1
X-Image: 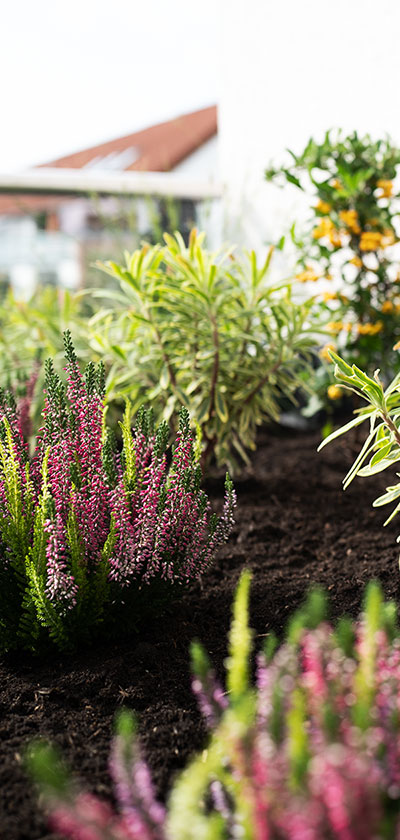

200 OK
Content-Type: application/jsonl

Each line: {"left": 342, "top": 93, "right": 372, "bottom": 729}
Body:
{"left": 1, "top": 424, "right": 400, "bottom": 839}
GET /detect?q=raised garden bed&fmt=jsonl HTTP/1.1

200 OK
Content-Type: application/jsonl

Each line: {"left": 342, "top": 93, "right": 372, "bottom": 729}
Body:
{"left": 1, "top": 425, "right": 399, "bottom": 839}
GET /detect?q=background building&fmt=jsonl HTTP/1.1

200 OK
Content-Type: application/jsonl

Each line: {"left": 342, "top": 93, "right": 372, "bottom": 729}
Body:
{"left": 0, "top": 106, "right": 219, "bottom": 296}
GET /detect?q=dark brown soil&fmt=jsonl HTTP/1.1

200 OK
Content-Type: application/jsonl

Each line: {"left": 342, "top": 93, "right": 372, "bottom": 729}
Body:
{"left": 1, "top": 427, "right": 400, "bottom": 839}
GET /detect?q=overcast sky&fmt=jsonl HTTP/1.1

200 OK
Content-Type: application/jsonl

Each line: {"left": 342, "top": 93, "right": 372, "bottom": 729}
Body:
{"left": 1, "top": 0, "right": 219, "bottom": 172}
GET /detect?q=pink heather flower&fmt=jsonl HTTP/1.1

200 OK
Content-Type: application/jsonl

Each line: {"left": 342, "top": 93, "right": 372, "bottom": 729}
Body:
{"left": 34, "top": 586, "right": 400, "bottom": 839}
{"left": 191, "top": 673, "right": 228, "bottom": 729}
{"left": 50, "top": 792, "right": 129, "bottom": 840}
{"left": 109, "top": 728, "right": 166, "bottom": 840}
{"left": 0, "top": 338, "right": 234, "bottom": 650}
{"left": 44, "top": 516, "right": 78, "bottom": 609}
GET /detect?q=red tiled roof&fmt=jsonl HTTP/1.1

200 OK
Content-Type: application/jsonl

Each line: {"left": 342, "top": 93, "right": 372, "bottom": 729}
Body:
{"left": 40, "top": 105, "right": 217, "bottom": 172}
{"left": 0, "top": 105, "right": 217, "bottom": 217}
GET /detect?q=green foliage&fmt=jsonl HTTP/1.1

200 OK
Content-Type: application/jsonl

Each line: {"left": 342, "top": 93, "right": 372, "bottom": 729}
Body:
{"left": 94, "top": 229, "right": 319, "bottom": 468}
{"left": 266, "top": 129, "right": 400, "bottom": 409}
{"left": 318, "top": 350, "right": 400, "bottom": 542}
{"left": 0, "top": 285, "right": 96, "bottom": 433}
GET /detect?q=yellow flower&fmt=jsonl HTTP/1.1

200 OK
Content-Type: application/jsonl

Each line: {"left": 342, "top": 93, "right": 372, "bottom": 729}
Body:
{"left": 381, "top": 300, "right": 394, "bottom": 314}
{"left": 382, "top": 229, "right": 396, "bottom": 248}
{"left": 331, "top": 179, "right": 343, "bottom": 190}
{"left": 339, "top": 294, "right": 349, "bottom": 304}
{"left": 328, "top": 230, "right": 343, "bottom": 248}
{"left": 359, "top": 231, "right": 384, "bottom": 251}
{"left": 349, "top": 256, "right": 362, "bottom": 268}
{"left": 325, "top": 273, "right": 333, "bottom": 282}
{"left": 339, "top": 209, "right": 361, "bottom": 235}
{"left": 343, "top": 322, "right": 353, "bottom": 332}
{"left": 312, "top": 217, "right": 334, "bottom": 240}
{"left": 393, "top": 340, "right": 400, "bottom": 350}
{"left": 377, "top": 179, "right": 393, "bottom": 198}
{"left": 320, "top": 342, "right": 337, "bottom": 361}
{"left": 323, "top": 292, "right": 338, "bottom": 302}
{"left": 296, "top": 267, "right": 320, "bottom": 283}
{"left": 327, "top": 321, "right": 343, "bottom": 334}
{"left": 315, "top": 199, "right": 332, "bottom": 214}
{"left": 357, "top": 321, "right": 383, "bottom": 335}
{"left": 327, "top": 385, "right": 342, "bottom": 400}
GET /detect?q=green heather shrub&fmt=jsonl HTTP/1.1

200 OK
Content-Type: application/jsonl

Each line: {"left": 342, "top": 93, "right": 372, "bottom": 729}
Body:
{"left": 318, "top": 351, "right": 400, "bottom": 543}
{"left": 93, "top": 229, "right": 319, "bottom": 468}
{"left": 29, "top": 573, "right": 400, "bottom": 839}
{"left": 266, "top": 131, "right": 400, "bottom": 410}
{"left": 0, "top": 333, "right": 235, "bottom": 653}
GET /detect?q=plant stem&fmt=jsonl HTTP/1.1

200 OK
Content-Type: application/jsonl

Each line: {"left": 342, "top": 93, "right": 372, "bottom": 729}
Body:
{"left": 209, "top": 313, "right": 219, "bottom": 419}
{"left": 382, "top": 412, "right": 400, "bottom": 448}
{"left": 243, "top": 357, "right": 282, "bottom": 406}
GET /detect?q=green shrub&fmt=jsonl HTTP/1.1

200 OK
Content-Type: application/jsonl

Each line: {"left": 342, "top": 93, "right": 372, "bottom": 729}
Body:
{"left": 93, "top": 229, "right": 319, "bottom": 468}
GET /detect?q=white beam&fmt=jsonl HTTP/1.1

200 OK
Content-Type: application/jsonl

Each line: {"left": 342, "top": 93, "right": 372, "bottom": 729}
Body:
{"left": 0, "top": 168, "right": 222, "bottom": 200}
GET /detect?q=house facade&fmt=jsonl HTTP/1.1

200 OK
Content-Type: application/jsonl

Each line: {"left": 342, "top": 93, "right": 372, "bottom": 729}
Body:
{"left": 0, "top": 106, "right": 219, "bottom": 297}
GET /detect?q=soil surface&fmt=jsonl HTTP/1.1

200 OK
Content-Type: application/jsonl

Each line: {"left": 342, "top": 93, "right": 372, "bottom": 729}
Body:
{"left": 2, "top": 426, "right": 400, "bottom": 839}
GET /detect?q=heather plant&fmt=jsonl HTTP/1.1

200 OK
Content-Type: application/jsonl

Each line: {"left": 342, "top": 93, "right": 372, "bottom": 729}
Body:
{"left": 318, "top": 350, "right": 400, "bottom": 544}
{"left": 93, "top": 228, "right": 319, "bottom": 468}
{"left": 29, "top": 574, "right": 400, "bottom": 839}
{"left": 0, "top": 332, "right": 235, "bottom": 653}
{"left": 266, "top": 130, "right": 400, "bottom": 409}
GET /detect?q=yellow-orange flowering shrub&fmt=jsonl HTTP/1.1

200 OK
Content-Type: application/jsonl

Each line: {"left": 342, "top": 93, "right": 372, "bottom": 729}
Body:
{"left": 266, "top": 130, "right": 400, "bottom": 409}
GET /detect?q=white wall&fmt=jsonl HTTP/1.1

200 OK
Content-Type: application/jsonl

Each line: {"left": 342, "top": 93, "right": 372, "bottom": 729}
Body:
{"left": 219, "top": 0, "right": 400, "bottom": 254}
{"left": 173, "top": 135, "right": 219, "bottom": 181}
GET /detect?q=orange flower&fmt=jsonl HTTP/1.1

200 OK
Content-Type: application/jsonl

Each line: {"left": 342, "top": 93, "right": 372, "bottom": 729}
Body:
{"left": 315, "top": 199, "right": 332, "bottom": 214}
{"left": 377, "top": 179, "right": 393, "bottom": 198}
{"left": 320, "top": 342, "right": 337, "bottom": 361}
{"left": 327, "top": 385, "right": 342, "bottom": 400}
{"left": 349, "top": 256, "right": 362, "bottom": 268}
{"left": 359, "top": 231, "right": 383, "bottom": 251}
{"left": 339, "top": 209, "right": 361, "bottom": 235}
{"left": 312, "top": 217, "right": 334, "bottom": 240}
{"left": 381, "top": 300, "right": 394, "bottom": 314}
{"left": 357, "top": 321, "right": 383, "bottom": 335}
{"left": 382, "top": 229, "right": 396, "bottom": 247}
{"left": 327, "top": 321, "right": 344, "bottom": 334}
{"left": 296, "top": 267, "right": 320, "bottom": 283}
{"left": 328, "top": 230, "right": 343, "bottom": 248}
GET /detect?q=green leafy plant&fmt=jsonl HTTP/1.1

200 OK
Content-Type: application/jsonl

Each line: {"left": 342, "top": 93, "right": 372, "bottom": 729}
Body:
{"left": 266, "top": 130, "right": 400, "bottom": 408}
{"left": 28, "top": 574, "right": 400, "bottom": 839}
{"left": 93, "top": 229, "right": 319, "bottom": 468}
{"left": 0, "top": 285, "right": 95, "bottom": 432}
{"left": 318, "top": 349, "right": 400, "bottom": 542}
{"left": 0, "top": 332, "right": 235, "bottom": 653}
